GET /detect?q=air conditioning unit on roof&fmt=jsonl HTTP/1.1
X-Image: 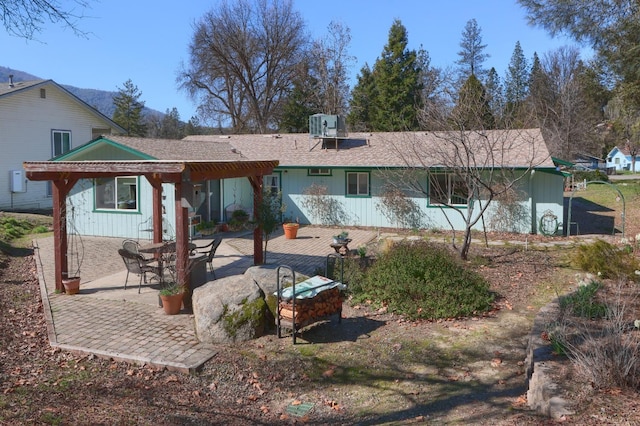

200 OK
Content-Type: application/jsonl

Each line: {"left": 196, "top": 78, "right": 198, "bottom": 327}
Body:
{"left": 309, "top": 114, "right": 347, "bottom": 138}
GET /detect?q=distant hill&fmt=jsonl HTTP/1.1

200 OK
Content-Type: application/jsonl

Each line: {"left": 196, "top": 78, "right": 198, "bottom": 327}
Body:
{"left": 0, "top": 66, "right": 161, "bottom": 118}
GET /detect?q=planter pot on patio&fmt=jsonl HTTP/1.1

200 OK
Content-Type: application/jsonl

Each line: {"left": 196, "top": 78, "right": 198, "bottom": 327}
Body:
{"left": 62, "top": 277, "right": 81, "bottom": 295}
{"left": 160, "top": 293, "right": 183, "bottom": 315}
{"left": 283, "top": 223, "right": 299, "bottom": 239}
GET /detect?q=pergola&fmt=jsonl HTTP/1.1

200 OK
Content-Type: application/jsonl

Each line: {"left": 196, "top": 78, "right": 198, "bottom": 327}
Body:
{"left": 23, "top": 159, "right": 279, "bottom": 292}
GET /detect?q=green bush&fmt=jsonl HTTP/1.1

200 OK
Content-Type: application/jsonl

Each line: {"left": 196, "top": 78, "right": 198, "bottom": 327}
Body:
{"left": 571, "top": 240, "right": 639, "bottom": 280}
{"left": 560, "top": 280, "right": 607, "bottom": 318}
{"left": 352, "top": 240, "right": 494, "bottom": 320}
{"left": 573, "top": 169, "right": 608, "bottom": 182}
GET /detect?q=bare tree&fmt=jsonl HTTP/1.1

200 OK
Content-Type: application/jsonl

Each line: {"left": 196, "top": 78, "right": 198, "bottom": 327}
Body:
{"left": 1, "top": 0, "right": 92, "bottom": 39}
{"left": 527, "top": 46, "right": 597, "bottom": 159}
{"left": 178, "top": 0, "right": 307, "bottom": 133}
{"left": 388, "top": 89, "right": 549, "bottom": 259}
{"left": 309, "top": 21, "right": 354, "bottom": 115}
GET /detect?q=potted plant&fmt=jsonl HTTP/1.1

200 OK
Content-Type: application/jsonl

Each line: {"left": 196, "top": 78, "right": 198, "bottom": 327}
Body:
{"left": 159, "top": 283, "right": 185, "bottom": 315}
{"left": 333, "top": 231, "right": 349, "bottom": 244}
{"left": 282, "top": 216, "right": 300, "bottom": 239}
{"left": 195, "top": 220, "right": 218, "bottom": 236}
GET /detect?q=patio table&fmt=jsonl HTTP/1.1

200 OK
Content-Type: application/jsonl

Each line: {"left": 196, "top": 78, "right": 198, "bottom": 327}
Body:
{"left": 139, "top": 241, "right": 196, "bottom": 283}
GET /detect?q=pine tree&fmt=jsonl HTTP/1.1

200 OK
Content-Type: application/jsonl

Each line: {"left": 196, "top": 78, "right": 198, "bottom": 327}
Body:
{"left": 504, "top": 41, "right": 530, "bottom": 124}
{"left": 485, "top": 67, "right": 504, "bottom": 125}
{"left": 112, "top": 79, "right": 147, "bottom": 136}
{"left": 456, "top": 18, "right": 489, "bottom": 81}
{"left": 348, "top": 64, "right": 376, "bottom": 131}
{"left": 451, "top": 74, "right": 495, "bottom": 130}
{"left": 371, "top": 20, "right": 423, "bottom": 131}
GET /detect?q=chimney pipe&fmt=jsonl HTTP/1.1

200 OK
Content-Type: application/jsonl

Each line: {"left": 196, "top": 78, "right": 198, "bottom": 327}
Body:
{"left": 9, "top": 74, "right": 14, "bottom": 87}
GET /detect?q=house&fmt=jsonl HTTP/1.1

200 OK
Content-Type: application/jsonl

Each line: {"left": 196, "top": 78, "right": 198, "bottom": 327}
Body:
{"left": 50, "top": 128, "right": 564, "bottom": 238}
{"left": 606, "top": 146, "right": 640, "bottom": 173}
{"left": 0, "top": 78, "right": 124, "bottom": 210}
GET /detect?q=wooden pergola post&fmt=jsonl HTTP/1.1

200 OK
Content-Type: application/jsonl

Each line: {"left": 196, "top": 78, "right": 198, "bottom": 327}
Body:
{"left": 51, "top": 177, "right": 78, "bottom": 292}
{"left": 249, "top": 175, "right": 264, "bottom": 265}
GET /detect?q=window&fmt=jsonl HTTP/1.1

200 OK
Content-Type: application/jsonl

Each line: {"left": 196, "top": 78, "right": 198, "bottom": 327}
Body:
{"left": 263, "top": 173, "right": 280, "bottom": 196}
{"left": 52, "top": 130, "right": 71, "bottom": 157}
{"left": 346, "top": 172, "right": 369, "bottom": 196}
{"left": 428, "top": 173, "right": 469, "bottom": 206}
{"left": 308, "top": 168, "right": 331, "bottom": 176}
{"left": 95, "top": 176, "right": 138, "bottom": 210}
{"left": 48, "top": 131, "right": 72, "bottom": 196}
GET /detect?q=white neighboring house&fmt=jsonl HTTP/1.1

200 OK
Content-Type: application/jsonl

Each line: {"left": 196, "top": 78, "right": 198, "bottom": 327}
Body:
{"left": 606, "top": 146, "right": 640, "bottom": 173}
{"left": 0, "top": 77, "right": 124, "bottom": 210}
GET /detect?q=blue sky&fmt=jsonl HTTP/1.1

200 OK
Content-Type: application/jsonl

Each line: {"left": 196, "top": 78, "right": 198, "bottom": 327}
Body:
{"left": 2, "top": 0, "right": 587, "bottom": 121}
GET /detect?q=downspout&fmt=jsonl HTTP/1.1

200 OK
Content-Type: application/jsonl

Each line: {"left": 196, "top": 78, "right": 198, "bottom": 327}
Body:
{"left": 529, "top": 169, "right": 536, "bottom": 234}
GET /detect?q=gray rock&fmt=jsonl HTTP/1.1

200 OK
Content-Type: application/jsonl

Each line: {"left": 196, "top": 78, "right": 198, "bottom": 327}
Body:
{"left": 192, "top": 274, "right": 266, "bottom": 343}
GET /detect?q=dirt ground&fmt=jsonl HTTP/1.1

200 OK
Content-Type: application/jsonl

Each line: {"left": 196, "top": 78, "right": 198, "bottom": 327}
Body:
{"left": 1, "top": 205, "right": 640, "bottom": 424}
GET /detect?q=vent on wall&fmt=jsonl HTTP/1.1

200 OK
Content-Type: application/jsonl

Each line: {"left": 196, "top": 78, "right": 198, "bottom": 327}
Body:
{"left": 40, "top": 88, "right": 46, "bottom": 99}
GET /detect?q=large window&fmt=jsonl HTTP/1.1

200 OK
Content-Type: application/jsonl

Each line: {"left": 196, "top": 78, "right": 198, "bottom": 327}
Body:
{"left": 428, "top": 173, "right": 469, "bottom": 206}
{"left": 346, "top": 171, "right": 369, "bottom": 196}
{"left": 95, "top": 176, "right": 138, "bottom": 210}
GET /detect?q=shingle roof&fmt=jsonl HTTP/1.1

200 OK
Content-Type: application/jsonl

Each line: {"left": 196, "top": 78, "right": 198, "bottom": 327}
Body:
{"left": 104, "top": 135, "right": 247, "bottom": 161}
{"left": 183, "top": 129, "right": 554, "bottom": 169}
{"left": 0, "top": 79, "right": 46, "bottom": 96}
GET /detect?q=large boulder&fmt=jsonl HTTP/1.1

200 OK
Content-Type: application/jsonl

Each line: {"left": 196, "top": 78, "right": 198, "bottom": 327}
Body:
{"left": 192, "top": 274, "right": 266, "bottom": 343}
{"left": 244, "top": 265, "right": 308, "bottom": 320}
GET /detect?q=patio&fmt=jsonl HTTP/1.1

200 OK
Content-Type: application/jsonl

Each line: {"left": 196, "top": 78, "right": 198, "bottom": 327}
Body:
{"left": 33, "top": 226, "right": 378, "bottom": 372}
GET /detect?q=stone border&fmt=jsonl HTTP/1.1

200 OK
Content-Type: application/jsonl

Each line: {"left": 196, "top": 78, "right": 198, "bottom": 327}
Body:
{"left": 525, "top": 298, "right": 573, "bottom": 419}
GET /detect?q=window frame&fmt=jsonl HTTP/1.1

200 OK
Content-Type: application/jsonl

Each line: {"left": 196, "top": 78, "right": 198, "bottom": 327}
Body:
{"left": 263, "top": 172, "right": 281, "bottom": 196}
{"left": 428, "top": 172, "right": 470, "bottom": 207}
{"left": 48, "top": 130, "right": 72, "bottom": 197}
{"left": 345, "top": 171, "right": 370, "bottom": 197}
{"left": 94, "top": 176, "right": 140, "bottom": 212}
{"left": 308, "top": 167, "right": 331, "bottom": 176}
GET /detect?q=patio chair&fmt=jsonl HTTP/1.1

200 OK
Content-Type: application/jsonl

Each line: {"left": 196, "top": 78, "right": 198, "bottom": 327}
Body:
{"left": 118, "top": 248, "right": 161, "bottom": 293}
{"left": 122, "top": 239, "right": 154, "bottom": 262}
{"left": 192, "top": 238, "right": 222, "bottom": 279}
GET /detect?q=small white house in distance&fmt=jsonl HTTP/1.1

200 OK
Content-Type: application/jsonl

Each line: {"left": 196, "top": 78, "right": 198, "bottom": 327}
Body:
{"left": 56, "top": 128, "right": 564, "bottom": 238}
{"left": 0, "top": 78, "right": 124, "bottom": 210}
{"left": 606, "top": 146, "right": 640, "bottom": 173}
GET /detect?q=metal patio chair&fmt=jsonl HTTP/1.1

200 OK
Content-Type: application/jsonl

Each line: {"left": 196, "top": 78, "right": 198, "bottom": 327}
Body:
{"left": 192, "top": 237, "right": 222, "bottom": 279}
{"left": 118, "top": 248, "right": 161, "bottom": 293}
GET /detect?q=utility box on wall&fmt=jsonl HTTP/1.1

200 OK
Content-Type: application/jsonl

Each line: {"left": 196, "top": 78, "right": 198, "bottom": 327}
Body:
{"left": 309, "top": 114, "right": 347, "bottom": 138}
{"left": 10, "top": 170, "right": 26, "bottom": 193}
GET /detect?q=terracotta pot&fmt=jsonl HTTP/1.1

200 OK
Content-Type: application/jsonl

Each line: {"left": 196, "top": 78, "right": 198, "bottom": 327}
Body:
{"left": 160, "top": 293, "right": 183, "bottom": 315}
{"left": 283, "top": 223, "right": 299, "bottom": 239}
{"left": 62, "top": 277, "right": 81, "bottom": 295}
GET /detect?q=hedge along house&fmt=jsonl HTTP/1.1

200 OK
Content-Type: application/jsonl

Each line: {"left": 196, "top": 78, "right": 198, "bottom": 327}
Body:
{"left": 185, "top": 128, "right": 563, "bottom": 235}
{"left": 23, "top": 135, "right": 278, "bottom": 292}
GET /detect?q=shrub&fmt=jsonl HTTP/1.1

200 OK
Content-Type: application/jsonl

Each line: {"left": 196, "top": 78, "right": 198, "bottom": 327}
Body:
{"left": 559, "top": 280, "right": 607, "bottom": 319}
{"left": 352, "top": 240, "right": 494, "bottom": 320}
{"left": 573, "top": 169, "right": 608, "bottom": 182}
{"left": 571, "top": 239, "right": 640, "bottom": 280}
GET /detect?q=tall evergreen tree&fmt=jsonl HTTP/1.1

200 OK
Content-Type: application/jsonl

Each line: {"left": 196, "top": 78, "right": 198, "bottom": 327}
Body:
{"left": 348, "top": 64, "right": 376, "bottom": 131}
{"left": 451, "top": 74, "right": 495, "bottom": 130}
{"left": 112, "top": 79, "right": 146, "bottom": 137}
{"left": 369, "top": 20, "right": 424, "bottom": 131}
{"left": 456, "top": 18, "right": 489, "bottom": 81}
{"left": 160, "top": 107, "right": 184, "bottom": 139}
{"left": 485, "top": 67, "right": 504, "bottom": 125}
{"left": 503, "top": 41, "right": 529, "bottom": 124}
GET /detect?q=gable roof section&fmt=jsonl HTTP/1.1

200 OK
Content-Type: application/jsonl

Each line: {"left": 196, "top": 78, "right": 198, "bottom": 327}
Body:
{"left": 184, "top": 129, "right": 554, "bottom": 169}
{"left": 55, "top": 135, "right": 247, "bottom": 162}
{"left": 0, "top": 79, "right": 125, "bottom": 134}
